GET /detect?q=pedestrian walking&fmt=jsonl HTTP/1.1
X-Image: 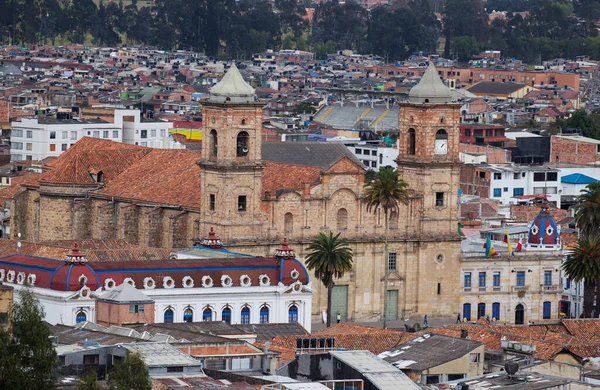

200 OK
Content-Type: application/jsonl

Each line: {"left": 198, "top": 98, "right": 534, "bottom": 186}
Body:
{"left": 423, "top": 315, "right": 428, "bottom": 326}
{"left": 336, "top": 313, "right": 341, "bottom": 323}
{"left": 456, "top": 313, "right": 461, "bottom": 323}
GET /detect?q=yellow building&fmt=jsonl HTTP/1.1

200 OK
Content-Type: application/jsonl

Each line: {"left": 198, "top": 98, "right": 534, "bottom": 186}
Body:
{"left": 0, "top": 283, "right": 13, "bottom": 332}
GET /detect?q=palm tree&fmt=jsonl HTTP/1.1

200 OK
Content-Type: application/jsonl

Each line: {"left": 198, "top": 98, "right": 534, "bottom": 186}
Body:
{"left": 363, "top": 166, "right": 410, "bottom": 329}
{"left": 305, "top": 231, "right": 353, "bottom": 328}
{"left": 575, "top": 182, "right": 600, "bottom": 237}
{"left": 563, "top": 236, "right": 600, "bottom": 317}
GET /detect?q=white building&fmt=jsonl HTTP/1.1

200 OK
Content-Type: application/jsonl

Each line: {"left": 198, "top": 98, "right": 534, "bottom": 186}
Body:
{"left": 10, "top": 109, "right": 182, "bottom": 161}
{"left": 328, "top": 137, "right": 399, "bottom": 170}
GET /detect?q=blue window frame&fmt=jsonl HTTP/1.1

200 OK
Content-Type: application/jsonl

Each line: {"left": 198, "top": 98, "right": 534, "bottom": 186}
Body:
{"left": 516, "top": 271, "right": 525, "bottom": 287}
{"left": 566, "top": 279, "right": 571, "bottom": 289}
{"left": 183, "top": 308, "right": 193, "bottom": 323}
{"left": 464, "top": 272, "right": 472, "bottom": 288}
{"left": 477, "top": 303, "right": 486, "bottom": 319}
{"left": 241, "top": 307, "right": 250, "bottom": 325}
{"left": 513, "top": 188, "right": 524, "bottom": 197}
{"left": 493, "top": 272, "right": 500, "bottom": 287}
{"left": 463, "top": 303, "right": 471, "bottom": 321}
{"left": 76, "top": 311, "right": 87, "bottom": 323}
{"left": 493, "top": 188, "right": 501, "bottom": 197}
{"left": 479, "top": 272, "right": 486, "bottom": 288}
{"left": 260, "top": 306, "right": 269, "bottom": 324}
{"left": 492, "top": 302, "right": 500, "bottom": 320}
{"left": 202, "top": 308, "right": 212, "bottom": 322}
{"left": 288, "top": 305, "right": 299, "bottom": 323}
{"left": 543, "top": 301, "right": 551, "bottom": 319}
{"left": 222, "top": 307, "right": 232, "bottom": 324}
{"left": 544, "top": 271, "right": 552, "bottom": 286}
{"left": 164, "top": 308, "right": 174, "bottom": 324}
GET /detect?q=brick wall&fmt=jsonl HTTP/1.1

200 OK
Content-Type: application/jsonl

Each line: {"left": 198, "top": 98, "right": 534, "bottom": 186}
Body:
{"left": 460, "top": 164, "right": 490, "bottom": 198}
{"left": 459, "top": 143, "right": 511, "bottom": 164}
{"left": 550, "top": 136, "right": 600, "bottom": 164}
{"left": 96, "top": 300, "right": 155, "bottom": 327}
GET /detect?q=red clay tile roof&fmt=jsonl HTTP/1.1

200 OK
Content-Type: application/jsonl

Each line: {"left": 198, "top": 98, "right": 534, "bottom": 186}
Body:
{"left": 41, "top": 137, "right": 151, "bottom": 185}
{"left": 93, "top": 149, "right": 201, "bottom": 209}
{"left": 262, "top": 161, "right": 321, "bottom": 192}
{"left": 0, "top": 172, "right": 42, "bottom": 205}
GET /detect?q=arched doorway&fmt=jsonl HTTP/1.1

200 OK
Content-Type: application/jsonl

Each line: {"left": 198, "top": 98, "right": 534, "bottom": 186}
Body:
{"left": 515, "top": 304, "right": 525, "bottom": 325}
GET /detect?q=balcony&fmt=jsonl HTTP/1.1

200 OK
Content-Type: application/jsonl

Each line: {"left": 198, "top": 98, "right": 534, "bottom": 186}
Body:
{"left": 541, "top": 285, "right": 561, "bottom": 292}
{"left": 512, "top": 286, "right": 528, "bottom": 292}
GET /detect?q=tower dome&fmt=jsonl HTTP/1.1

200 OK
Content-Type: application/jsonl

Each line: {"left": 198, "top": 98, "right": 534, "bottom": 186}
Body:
{"left": 209, "top": 63, "right": 255, "bottom": 104}
{"left": 526, "top": 200, "right": 560, "bottom": 251}
{"left": 408, "top": 62, "right": 453, "bottom": 104}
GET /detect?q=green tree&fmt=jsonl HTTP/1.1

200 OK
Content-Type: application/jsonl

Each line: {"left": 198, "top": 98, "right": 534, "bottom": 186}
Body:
{"left": 451, "top": 36, "right": 481, "bottom": 61}
{"left": 0, "top": 288, "right": 58, "bottom": 389}
{"left": 566, "top": 109, "right": 600, "bottom": 139}
{"left": 294, "top": 101, "right": 317, "bottom": 115}
{"left": 305, "top": 232, "right": 353, "bottom": 328}
{"left": 108, "top": 352, "right": 150, "bottom": 390}
{"left": 76, "top": 370, "right": 100, "bottom": 390}
{"left": 575, "top": 182, "right": 600, "bottom": 238}
{"left": 363, "top": 167, "right": 409, "bottom": 329}
{"left": 563, "top": 236, "right": 600, "bottom": 317}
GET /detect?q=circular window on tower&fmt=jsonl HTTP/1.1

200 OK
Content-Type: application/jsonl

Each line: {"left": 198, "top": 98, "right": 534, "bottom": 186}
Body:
{"left": 436, "top": 253, "right": 444, "bottom": 263}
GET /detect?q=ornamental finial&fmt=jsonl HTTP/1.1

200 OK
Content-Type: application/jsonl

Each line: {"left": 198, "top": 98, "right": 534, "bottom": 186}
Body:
{"left": 64, "top": 242, "right": 87, "bottom": 264}
{"left": 275, "top": 238, "right": 295, "bottom": 259}
{"left": 201, "top": 227, "right": 223, "bottom": 249}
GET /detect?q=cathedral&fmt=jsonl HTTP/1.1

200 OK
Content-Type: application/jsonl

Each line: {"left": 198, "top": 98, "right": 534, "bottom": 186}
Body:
{"left": 6, "top": 63, "right": 464, "bottom": 322}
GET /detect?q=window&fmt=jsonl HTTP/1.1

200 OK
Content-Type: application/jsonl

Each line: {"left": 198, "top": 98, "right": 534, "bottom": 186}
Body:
{"left": 141, "top": 142, "right": 147, "bottom": 147}
{"left": 513, "top": 188, "right": 524, "bottom": 197}
{"left": 337, "top": 208, "right": 348, "bottom": 229}
{"left": 151, "top": 129, "right": 156, "bottom": 137}
{"left": 388, "top": 252, "right": 397, "bottom": 271}
{"left": 284, "top": 212, "right": 293, "bottom": 233}
{"left": 236, "top": 131, "right": 249, "bottom": 157}
{"left": 533, "top": 187, "right": 546, "bottom": 194}
{"left": 437, "top": 283, "right": 441, "bottom": 295}
{"left": 260, "top": 306, "right": 269, "bottom": 324}
{"left": 61, "top": 144, "right": 67, "bottom": 151}
{"left": 202, "top": 308, "right": 212, "bottom": 322}
{"left": 547, "top": 172, "right": 557, "bottom": 181}
{"left": 76, "top": 311, "right": 87, "bottom": 323}
{"left": 26, "top": 130, "right": 32, "bottom": 138}
{"left": 62, "top": 131, "right": 68, "bottom": 139}
{"left": 113, "top": 130, "right": 119, "bottom": 138}
{"left": 513, "top": 173, "right": 520, "bottom": 180}
{"left": 566, "top": 279, "right": 571, "bottom": 289}
{"left": 503, "top": 187, "right": 508, "bottom": 192}
{"left": 164, "top": 308, "right": 174, "bottom": 323}
{"left": 493, "top": 172, "right": 501, "bottom": 180}
{"left": 408, "top": 129, "right": 416, "bottom": 155}
{"left": 222, "top": 307, "right": 232, "bottom": 324}
{"left": 83, "top": 354, "right": 99, "bottom": 365}
{"left": 141, "top": 130, "right": 147, "bottom": 139}
{"left": 479, "top": 272, "right": 486, "bottom": 288}
{"left": 12, "top": 142, "right": 23, "bottom": 150}
{"left": 463, "top": 303, "right": 471, "bottom": 321}
{"left": 371, "top": 150, "right": 377, "bottom": 156}
{"left": 12, "top": 129, "right": 22, "bottom": 137}
{"left": 546, "top": 187, "right": 558, "bottom": 194}
{"left": 160, "top": 129, "right": 166, "bottom": 137}
{"left": 448, "top": 374, "right": 466, "bottom": 381}
{"left": 543, "top": 301, "right": 551, "bottom": 319}
{"left": 492, "top": 302, "right": 500, "bottom": 320}
{"left": 288, "top": 305, "right": 299, "bottom": 323}
{"left": 50, "top": 131, "right": 56, "bottom": 139}
{"left": 0, "top": 312, "right": 7, "bottom": 325}
{"left": 477, "top": 303, "right": 486, "bottom": 318}
{"left": 238, "top": 195, "right": 247, "bottom": 212}
{"left": 70, "top": 131, "right": 77, "bottom": 140}
{"left": 516, "top": 271, "right": 525, "bottom": 287}
{"left": 534, "top": 172, "right": 546, "bottom": 181}
{"left": 544, "top": 270, "right": 552, "bottom": 286}
{"left": 356, "top": 148, "right": 362, "bottom": 155}
{"left": 25, "top": 155, "right": 31, "bottom": 161}
{"left": 129, "top": 304, "right": 144, "bottom": 314}
{"left": 241, "top": 307, "right": 250, "bottom": 325}
{"left": 493, "top": 188, "right": 501, "bottom": 197}
{"left": 210, "top": 129, "right": 218, "bottom": 157}
{"left": 493, "top": 272, "right": 500, "bottom": 287}
{"left": 184, "top": 307, "right": 194, "bottom": 322}
{"left": 167, "top": 366, "right": 184, "bottom": 373}
{"left": 435, "top": 192, "right": 444, "bottom": 206}
{"left": 486, "top": 129, "right": 493, "bottom": 137}
{"left": 424, "top": 375, "right": 441, "bottom": 384}
{"left": 103, "top": 130, "right": 109, "bottom": 138}
{"left": 464, "top": 129, "right": 471, "bottom": 137}
{"left": 49, "top": 144, "right": 56, "bottom": 152}
{"left": 209, "top": 194, "right": 215, "bottom": 211}
{"left": 464, "top": 272, "right": 472, "bottom": 288}
{"left": 25, "top": 143, "right": 32, "bottom": 151}
{"left": 470, "top": 353, "right": 480, "bottom": 363}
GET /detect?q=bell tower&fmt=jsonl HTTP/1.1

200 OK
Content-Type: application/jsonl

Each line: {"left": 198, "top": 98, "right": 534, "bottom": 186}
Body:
{"left": 397, "top": 63, "right": 462, "bottom": 236}
{"left": 198, "top": 64, "right": 265, "bottom": 240}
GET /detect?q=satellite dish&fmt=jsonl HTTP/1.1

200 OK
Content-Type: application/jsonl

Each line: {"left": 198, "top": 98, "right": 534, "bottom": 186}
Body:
{"left": 505, "top": 361, "right": 519, "bottom": 378}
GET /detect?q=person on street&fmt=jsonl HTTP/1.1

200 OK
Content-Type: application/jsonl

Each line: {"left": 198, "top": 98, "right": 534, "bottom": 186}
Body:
{"left": 423, "top": 315, "right": 428, "bottom": 326}
{"left": 456, "top": 314, "right": 461, "bottom": 323}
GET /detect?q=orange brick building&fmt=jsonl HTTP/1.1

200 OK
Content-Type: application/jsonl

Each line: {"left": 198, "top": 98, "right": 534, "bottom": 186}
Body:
{"left": 550, "top": 135, "right": 600, "bottom": 165}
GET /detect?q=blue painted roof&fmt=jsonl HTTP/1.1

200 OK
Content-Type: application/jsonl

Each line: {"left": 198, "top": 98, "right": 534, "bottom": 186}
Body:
{"left": 561, "top": 173, "right": 598, "bottom": 184}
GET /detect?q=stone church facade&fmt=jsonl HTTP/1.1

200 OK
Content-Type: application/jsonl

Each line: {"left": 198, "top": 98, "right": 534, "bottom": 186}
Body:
{"left": 7, "top": 63, "right": 464, "bottom": 322}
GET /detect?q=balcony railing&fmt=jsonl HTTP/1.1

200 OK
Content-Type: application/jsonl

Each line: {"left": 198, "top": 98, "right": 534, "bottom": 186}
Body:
{"left": 541, "top": 285, "right": 561, "bottom": 292}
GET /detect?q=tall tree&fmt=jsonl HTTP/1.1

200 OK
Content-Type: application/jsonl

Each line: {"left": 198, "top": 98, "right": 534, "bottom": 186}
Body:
{"left": 575, "top": 182, "right": 600, "bottom": 238}
{"left": 305, "top": 232, "right": 353, "bottom": 328}
{"left": 563, "top": 236, "right": 600, "bottom": 317}
{"left": 363, "top": 167, "right": 409, "bottom": 329}
{"left": 443, "top": 0, "right": 488, "bottom": 58}
{"left": 108, "top": 352, "right": 150, "bottom": 390}
{"left": 0, "top": 288, "right": 58, "bottom": 389}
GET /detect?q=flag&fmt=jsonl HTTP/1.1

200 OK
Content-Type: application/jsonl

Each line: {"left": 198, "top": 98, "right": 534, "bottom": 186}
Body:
{"left": 505, "top": 229, "right": 514, "bottom": 256}
{"left": 485, "top": 235, "right": 498, "bottom": 258}
{"left": 516, "top": 237, "right": 523, "bottom": 252}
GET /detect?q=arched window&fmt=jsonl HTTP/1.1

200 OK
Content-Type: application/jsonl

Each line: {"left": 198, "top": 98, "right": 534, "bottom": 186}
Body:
{"left": 260, "top": 306, "right": 269, "bottom": 324}
{"left": 241, "top": 118, "right": 246, "bottom": 125}
{"left": 515, "top": 304, "right": 524, "bottom": 325}
{"left": 241, "top": 307, "right": 250, "bottom": 324}
{"left": 389, "top": 210, "right": 399, "bottom": 230}
{"left": 543, "top": 301, "right": 551, "bottom": 319}
{"left": 76, "top": 311, "right": 87, "bottom": 324}
{"left": 203, "top": 307, "right": 212, "bottom": 322}
{"left": 288, "top": 305, "right": 299, "bottom": 323}
{"left": 284, "top": 212, "right": 293, "bottom": 234}
{"left": 183, "top": 307, "right": 194, "bottom": 323}
{"left": 236, "top": 131, "right": 249, "bottom": 157}
{"left": 408, "top": 129, "right": 416, "bottom": 155}
{"left": 337, "top": 208, "right": 348, "bottom": 230}
{"left": 222, "top": 307, "right": 231, "bottom": 324}
{"left": 436, "top": 129, "right": 448, "bottom": 140}
{"left": 210, "top": 129, "right": 218, "bottom": 157}
{"left": 492, "top": 302, "right": 500, "bottom": 321}
{"left": 462, "top": 303, "right": 471, "bottom": 321}
{"left": 164, "top": 308, "right": 174, "bottom": 324}
{"left": 477, "top": 303, "right": 486, "bottom": 319}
